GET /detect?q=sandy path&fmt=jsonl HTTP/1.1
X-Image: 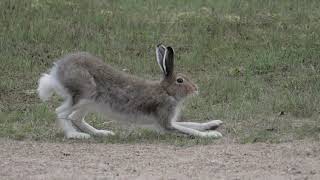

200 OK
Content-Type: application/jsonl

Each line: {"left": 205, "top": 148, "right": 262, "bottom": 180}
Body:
{"left": 0, "top": 139, "right": 319, "bottom": 180}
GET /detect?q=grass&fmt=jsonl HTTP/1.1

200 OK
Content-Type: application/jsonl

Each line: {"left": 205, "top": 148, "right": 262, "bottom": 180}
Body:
{"left": 0, "top": 0, "right": 320, "bottom": 144}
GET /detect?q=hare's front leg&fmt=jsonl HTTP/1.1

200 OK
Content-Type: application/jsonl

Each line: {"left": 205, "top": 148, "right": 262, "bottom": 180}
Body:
{"left": 175, "top": 120, "right": 223, "bottom": 131}
{"left": 171, "top": 122, "right": 222, "bottom": 138}
{"left": 68, "top": 109, "right": 115, "bottom": 137}
{"left": 163, "top": 105, "right": 222, "bottom": 138}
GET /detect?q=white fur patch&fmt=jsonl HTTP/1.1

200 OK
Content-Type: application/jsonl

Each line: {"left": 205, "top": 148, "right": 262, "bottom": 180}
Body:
{"left": 75, "top": 100, "right": 165, "bottom": 132}
{"left": 156, "top": 45, "right": 167, "bottom": 74}
{"left": 171, "top": 103, "right": 182, "bottom": 123}
{"left": 162, "top": 48, "right": 167, "bottom": 75}
{"left": 156, "top": 47, "right": 162, "bottom": 71}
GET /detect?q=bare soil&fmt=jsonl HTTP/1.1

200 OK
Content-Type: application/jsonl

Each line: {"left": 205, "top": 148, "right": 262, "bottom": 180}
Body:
{"left": 0, "top": 139, "right": 319, "bottom": 180}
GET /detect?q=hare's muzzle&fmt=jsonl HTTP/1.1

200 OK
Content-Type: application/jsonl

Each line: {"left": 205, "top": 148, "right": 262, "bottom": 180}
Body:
{"left": 192, "top": 84, "right": 199, "bottom": 96}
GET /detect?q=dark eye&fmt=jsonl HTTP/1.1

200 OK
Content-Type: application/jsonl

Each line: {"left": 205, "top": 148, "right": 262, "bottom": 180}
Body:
{"left": 177, "top": 78, "right": 184, "bottom": 83}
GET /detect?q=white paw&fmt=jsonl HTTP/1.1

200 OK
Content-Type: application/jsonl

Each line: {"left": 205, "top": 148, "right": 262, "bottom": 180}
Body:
{"left": 94, "top": 130, "right": 115, "bottom": 137}
{"left": 66, "top": 132, "right": 91, "bottom": 139}
{"left": 200, "top": 131, "right": 222, "bottom": 138}
{"left": 207, "top": 120, "right": 223, "bottom": 126}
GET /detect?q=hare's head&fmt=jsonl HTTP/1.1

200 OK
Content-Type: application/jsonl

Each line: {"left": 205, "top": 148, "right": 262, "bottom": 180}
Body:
{"left": 156, "top": 44, "right": 199, "bottom": 101}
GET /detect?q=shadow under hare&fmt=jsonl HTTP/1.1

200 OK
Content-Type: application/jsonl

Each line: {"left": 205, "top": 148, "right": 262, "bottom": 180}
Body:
{"left": 37, "top": 44, "right": 223, "bottom": 139}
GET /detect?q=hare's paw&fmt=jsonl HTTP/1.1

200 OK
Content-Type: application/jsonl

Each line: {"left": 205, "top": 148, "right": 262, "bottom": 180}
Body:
{"left": 206, "top": 120, "right": 223, "bottom": 130}
{"left": 94, "top": 130, "right": 115, "bottom": 137}
{"left": 66, "top": 132, "right": 91, "bottom": 139}
{"left": 208, "top": 120, "right": 223, "bottom": 126}
{"left": 200, "top": 131, "right": 222, "bottom": 138}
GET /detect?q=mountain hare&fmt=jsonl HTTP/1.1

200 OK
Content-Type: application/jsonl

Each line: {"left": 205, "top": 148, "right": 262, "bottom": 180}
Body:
{"left": 37, "top": 44, "right": 223, "bottom": 139}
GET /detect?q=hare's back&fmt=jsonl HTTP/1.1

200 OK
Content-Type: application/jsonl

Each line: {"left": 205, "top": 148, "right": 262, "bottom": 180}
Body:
{"left": 54, "top": 52, "right": 117, "bottom": 103}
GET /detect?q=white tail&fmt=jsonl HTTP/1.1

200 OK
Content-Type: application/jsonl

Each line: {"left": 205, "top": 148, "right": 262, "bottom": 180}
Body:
{"left": 37, "top": 73, "right": 59, "bottom": 101}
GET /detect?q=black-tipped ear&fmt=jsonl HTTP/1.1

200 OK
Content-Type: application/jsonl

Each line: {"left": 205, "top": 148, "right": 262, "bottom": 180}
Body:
{"left": 156, "top": 44, "right": 166, "bottom": 74}
{"left": 164, "top": 46, "right": 174, "bottom": 77}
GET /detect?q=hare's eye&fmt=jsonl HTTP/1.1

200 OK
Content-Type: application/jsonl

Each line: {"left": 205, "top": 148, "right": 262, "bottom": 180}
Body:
{"left": 177, "top": 78, "right": 184, "bottom": 83}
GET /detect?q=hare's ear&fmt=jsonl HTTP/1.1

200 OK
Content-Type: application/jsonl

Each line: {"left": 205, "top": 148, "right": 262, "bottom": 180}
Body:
{"left": 156, "top": 44, "right": 166, "bottom": 74}
{"left": 163, "top": 46, "right": 174, "bottom": 77}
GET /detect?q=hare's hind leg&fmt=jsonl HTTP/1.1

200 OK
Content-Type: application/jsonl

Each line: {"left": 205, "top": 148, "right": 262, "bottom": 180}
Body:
{"left": 175, "top": 120, "right": 223, "bottom": 131}
{"left": 68, "top": 108, "right": 115, "bottom": 137}
{"left": 56, "top": 98, "right": 91, "bottom": 139}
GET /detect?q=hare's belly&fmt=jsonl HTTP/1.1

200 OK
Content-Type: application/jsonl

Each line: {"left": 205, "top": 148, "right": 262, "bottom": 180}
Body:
{"left": 88, "top": 102, "right": 165, "bottom": 132}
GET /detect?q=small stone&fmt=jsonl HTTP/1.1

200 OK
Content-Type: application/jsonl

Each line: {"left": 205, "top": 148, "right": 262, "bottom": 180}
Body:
{"left": 310, "top": 170, "right": 316, "bottom": 175}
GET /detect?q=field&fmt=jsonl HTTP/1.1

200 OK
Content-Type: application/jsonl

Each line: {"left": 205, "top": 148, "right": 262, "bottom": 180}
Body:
{"left": 1, "top": 0, "right": 320, "bottom": 179}
{"left": 1, "top": 0, "right": 319, "bottom": 143}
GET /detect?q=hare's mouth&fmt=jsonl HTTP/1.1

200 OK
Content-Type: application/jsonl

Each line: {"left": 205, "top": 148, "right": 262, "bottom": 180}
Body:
{"left": 190, "top": 90, "right": 199, "bottom": 97}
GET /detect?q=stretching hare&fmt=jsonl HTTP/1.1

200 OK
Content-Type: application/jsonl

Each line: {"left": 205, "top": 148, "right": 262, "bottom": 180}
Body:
{"left": 37, "top": 44, "right": 223, "bottom": 139}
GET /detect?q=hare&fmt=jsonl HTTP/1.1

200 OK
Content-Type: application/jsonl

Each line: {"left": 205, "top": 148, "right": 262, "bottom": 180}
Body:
{"left": 37, "top": 44, "right": 223, "bottom": 139}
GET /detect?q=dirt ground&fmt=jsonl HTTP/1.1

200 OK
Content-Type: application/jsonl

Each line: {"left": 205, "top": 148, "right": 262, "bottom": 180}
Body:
{"left": 0, "top": 139, "right": 319, "bottom": 180}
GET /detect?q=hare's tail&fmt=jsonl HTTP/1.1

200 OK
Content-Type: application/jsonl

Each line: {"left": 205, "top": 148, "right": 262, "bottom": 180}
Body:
{"left": 37, "top": 66, "right": 68, "bottom": 101}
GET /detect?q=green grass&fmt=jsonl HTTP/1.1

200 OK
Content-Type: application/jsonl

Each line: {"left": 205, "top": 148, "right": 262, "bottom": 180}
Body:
{"left": 1, "top": 0, "right": 320, "bottom": 144}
